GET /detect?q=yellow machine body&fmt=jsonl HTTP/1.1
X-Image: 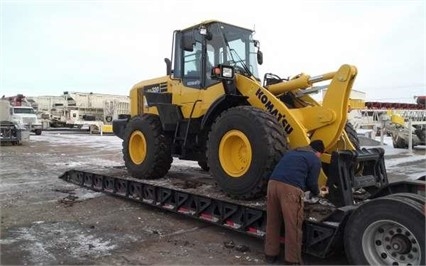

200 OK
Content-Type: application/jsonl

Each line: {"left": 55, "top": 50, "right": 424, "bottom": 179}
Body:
{"left": 115, "top": 20, "right": 360, "bottom": 199}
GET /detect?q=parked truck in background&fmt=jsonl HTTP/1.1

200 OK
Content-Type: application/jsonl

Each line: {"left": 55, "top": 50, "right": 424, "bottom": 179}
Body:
{"left": 0, "top": 99, "right": 30, "bottom": 144}
{"left": 2, "top": 95, "right": 43, "bottom": 135}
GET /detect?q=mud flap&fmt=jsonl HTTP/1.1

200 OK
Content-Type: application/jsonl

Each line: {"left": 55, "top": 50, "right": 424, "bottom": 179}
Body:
{"left": 326, "top": 148, "right": 388, "bottom": 207}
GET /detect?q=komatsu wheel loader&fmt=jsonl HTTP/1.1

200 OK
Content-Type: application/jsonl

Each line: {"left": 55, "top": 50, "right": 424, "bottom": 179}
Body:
{"left": 114, "top": 20, "right": 363, "bottom": 200}
{"left": 103, "top": 20, "right": 424, "bottom": 265}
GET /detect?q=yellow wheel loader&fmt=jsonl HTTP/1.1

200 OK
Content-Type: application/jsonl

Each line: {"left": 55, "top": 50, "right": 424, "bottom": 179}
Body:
{"left": 114, "top": 20, "right": 361, "bottom": 200}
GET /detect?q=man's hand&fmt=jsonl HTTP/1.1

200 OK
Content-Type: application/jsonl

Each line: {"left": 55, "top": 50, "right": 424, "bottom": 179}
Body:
{"left": 319, "top": 186, "right": 329, "bottom": 197}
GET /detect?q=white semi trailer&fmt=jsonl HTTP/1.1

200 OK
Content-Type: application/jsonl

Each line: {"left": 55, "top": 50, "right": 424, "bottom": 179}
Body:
{"left": 29, "top": 92, "right": 130, "bottom": 130}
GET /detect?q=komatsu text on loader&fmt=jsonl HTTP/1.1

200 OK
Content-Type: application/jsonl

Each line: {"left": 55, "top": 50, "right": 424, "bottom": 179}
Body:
{"left": 61, "top": 20, "right": 425, "bottom": 265}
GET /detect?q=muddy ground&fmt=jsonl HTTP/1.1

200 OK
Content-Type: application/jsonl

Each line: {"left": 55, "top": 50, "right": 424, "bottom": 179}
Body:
{"left": 1, "top": 132, "right": 425, "bottom": 265}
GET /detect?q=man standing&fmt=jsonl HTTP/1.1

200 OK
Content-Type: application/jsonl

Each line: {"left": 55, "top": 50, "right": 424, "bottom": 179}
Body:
{"left": 264, "top": 140, "right": 328, "bottom": 265}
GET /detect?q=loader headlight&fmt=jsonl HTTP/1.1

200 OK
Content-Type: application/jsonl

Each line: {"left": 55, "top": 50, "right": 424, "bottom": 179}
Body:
{"left": 211, "top": 65, "right": 234, "bottom": 80}
{"left": 222, "top": 67, "right": 234, "bottom": 78}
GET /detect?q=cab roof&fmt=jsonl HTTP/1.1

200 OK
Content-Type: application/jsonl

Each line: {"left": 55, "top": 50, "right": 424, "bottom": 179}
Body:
{"left": 181, "top": 20, "right": 254, "bottom": 33}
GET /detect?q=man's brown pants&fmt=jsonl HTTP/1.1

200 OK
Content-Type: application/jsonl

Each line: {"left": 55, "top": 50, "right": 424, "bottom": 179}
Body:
{"left": 264, "top": 180, "right": 304, "bottom": 263}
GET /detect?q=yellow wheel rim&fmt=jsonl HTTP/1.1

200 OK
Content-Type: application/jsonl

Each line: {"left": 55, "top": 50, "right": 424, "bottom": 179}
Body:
{"left": 219, "top": 130, "right": 252, "bottom": 178}
{"left": 129, "top": 130, "right": 147, "bottom": 164}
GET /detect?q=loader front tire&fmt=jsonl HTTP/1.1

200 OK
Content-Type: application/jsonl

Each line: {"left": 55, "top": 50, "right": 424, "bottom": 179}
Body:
{"left": 122, "top": 115, "right": 172, "bottom": 179}
{"left": 207, "top": 106, "right": 288, "bottom": 200}
{"left": 344, "top": 195, "right": 425, "bottom": 265}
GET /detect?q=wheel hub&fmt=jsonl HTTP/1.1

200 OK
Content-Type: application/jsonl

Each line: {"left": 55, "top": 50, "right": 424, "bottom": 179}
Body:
{"left": 129, "top": 130, "right": 147, "bottom": 164}
{"left": 391, "top": 235, "right": 411, "bottom": 254}
{"left": 363, "top": 220, "right": 421, "bottom": 265}
{"left": 218, "top": 130, "right": 252, "bottom": 178}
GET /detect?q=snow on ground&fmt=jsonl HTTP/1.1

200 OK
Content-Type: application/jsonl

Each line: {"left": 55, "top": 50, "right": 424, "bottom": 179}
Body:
{"left": 31, "top": 132, "right": 123, "bottom": 150}
{"left": 0, "top": 221, "right": 118, "bottom": 264}
{"left": 367, "top": 136, "right": 426, "bottom": 180}
{"left": 0, "top": 131, "right": 424, "bottom": 265}
{"left": 31, "top": 132, "right": 424, "bottom": 165}
{"left": 28, "top": 132, "right": 425, "bottom": 181}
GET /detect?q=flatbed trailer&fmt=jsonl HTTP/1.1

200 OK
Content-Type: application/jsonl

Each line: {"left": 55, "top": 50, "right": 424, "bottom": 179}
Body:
{"left": 59, "top": 149, "right": 425, "bottom": 264}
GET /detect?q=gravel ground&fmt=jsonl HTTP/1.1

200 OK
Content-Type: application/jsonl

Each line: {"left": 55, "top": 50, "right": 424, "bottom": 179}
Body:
{"left": 0, "top": 131, "right": 425, "bottom": 265}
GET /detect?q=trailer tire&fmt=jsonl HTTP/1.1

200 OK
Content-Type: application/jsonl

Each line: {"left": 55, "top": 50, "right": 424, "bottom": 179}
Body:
{"left": 207, "top": 106, "right": 288, "bottom": 200}
{"left": 344, "top": 196, "right": 425, "bottom": 265}
{"left": 390, "top": 192, "right": 425, "bottom": 206}
{"left": 122, "top": 115, "right": 172, "bottom": 179}
{"left": 35, "top": 129, "right": 42, "bottom": 135}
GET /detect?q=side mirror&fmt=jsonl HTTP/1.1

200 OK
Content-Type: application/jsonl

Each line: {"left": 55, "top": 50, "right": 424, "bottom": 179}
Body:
{"left": 253, "top": 40, "right": 263, "bottom": 65}
{"left": 257, "top": 50, "right": 263, "bottom": 65}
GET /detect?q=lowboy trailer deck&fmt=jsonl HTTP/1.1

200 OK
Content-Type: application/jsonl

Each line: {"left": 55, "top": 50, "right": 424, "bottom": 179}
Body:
{"left": 60, "top": 147, "right": 425, "bottom": 265}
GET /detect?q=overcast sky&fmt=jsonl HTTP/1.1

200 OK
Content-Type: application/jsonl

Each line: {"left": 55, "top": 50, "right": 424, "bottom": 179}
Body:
{"left": 1, "top": 0, "right": 425, "bottom": 103}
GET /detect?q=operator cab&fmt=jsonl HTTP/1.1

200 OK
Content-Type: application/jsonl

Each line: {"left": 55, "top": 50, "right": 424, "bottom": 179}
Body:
{"left": 168, "top": 20, "right": 263, "bottom": 89}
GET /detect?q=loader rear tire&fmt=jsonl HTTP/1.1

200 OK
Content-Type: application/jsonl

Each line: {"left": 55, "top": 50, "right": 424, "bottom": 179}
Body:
{"left": 344, "top": 195, "right": 425, "bottom": 265}
{"left": 122, "top": 115, "right": 172, "bottom": 179}
{"left": 207, "top": 106, "right": 288, "bottom": 200}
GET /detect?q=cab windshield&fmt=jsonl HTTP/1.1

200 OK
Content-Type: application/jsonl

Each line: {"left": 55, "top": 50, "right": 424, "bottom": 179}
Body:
{"left": 175, "top": 21, "right": 260, "bottom": 88}
{"left": 13, "top": 107, "right": 35, "bottom": 114}
{"left": 208, "top": 22, "right": 259, "bottom": 79}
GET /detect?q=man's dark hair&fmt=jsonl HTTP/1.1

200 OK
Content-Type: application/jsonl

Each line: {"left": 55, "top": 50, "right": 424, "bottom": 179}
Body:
{"left": 310, "top": 140, "right": 325, "bottom": 153}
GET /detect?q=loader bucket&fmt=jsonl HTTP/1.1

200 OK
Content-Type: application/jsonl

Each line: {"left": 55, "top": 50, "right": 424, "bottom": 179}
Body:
{"left": 326, "top": 148, "right": 388, "bottom": 207}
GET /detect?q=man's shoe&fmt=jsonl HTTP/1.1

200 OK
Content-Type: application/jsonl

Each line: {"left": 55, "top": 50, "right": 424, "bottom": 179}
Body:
{"left": 264, "top": 255, "right": 279, "bottom": 264}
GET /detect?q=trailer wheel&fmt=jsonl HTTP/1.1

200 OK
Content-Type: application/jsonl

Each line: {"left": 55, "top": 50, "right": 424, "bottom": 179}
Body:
{"left": 122, "top": 115, "right": 172, "bottom": 179}
{"left": 344, "top": 195, "right": 425, "bottom": 265}
{"left": 35, "top": 129, "right": 42, "bottom": 135}
{"left": 207, "top": 106, "right": 288, "bottom": 200}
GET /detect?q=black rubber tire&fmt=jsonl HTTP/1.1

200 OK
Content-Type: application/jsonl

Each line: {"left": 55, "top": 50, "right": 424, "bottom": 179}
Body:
{"left": 35, "top": 129, "right": 42, "bottom": 135}
{"left": 197, "top": 161, "right": 209, "bottom": 171}
{"left": 345, "top": 122, "right": 360, "bottom": 150}
{"left": 122, "top": 115, "right": 172, "bottom": 179}
{"left": 392, "top": 134, "right": 408, "bottom": 148}
{"left": 389, "top": 192, "right": 425, "bottom": 204}
{"left": 344, "top": 196, "right": 425, "bottom": 265}
{"left": 414, "top": 127, "right": 425, "bottom": 142}
{"left": 207, "top": 106, "right": 288, "bottom": 200}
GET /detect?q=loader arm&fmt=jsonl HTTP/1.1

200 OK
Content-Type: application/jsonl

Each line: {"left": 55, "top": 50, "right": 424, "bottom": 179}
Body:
{"left": 235, "top": 64, "right": 358, "bottom": 185}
